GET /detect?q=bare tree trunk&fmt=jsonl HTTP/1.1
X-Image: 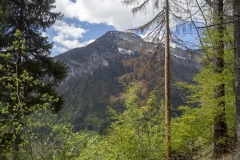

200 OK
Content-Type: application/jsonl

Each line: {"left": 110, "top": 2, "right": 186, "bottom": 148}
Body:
{"left": 233, "top": 0, "right": 240, "bottom": 159}
{"left": 165, "top": 0, "right": 171, "bottom": 159}
{"left": 213, "top": 0, "right": 228, "bottom": 158}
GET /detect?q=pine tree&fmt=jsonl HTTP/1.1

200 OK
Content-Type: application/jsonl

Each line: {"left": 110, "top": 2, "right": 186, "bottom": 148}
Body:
{"left": 0, "top": 0, "right": 68, "bottom": 158}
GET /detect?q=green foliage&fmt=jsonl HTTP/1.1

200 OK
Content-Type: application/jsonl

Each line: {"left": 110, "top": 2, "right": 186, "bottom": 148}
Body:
{"left": 173, "top": 25, "right": 236, "bottom": 157}
{"left": 0, "top": 30, "right": 67, "bottom": 158}
{"left": 0, "top": 0, "right": 8, "bottom": 38}
{"left": 0, "top": 0, "right": 68, "bottom": 157}
{"left": 80, "top": 85, "right": 166, "bottom": 160}
{"left": 79, "top": 77, "right": 231, "bottom": 159}
{"left": 0, "top": 0, "right": 68, "bottom": 112}
{"left": 56, "top": 60, "right": 126, "bottom": 132}
{"left": 0, "top": 31, "right": 68, "bottom": 160}
{"left": 0, "top": 33, "right": 87, "bottom": 159}
{"left": 171, "top": 106, "right": 214, "bottom": 158}
{"left": 19, "top": 108, "right": 88, "bottom": 160}
{"left": 0, "top": 55, "right": 83, "bottom": 159}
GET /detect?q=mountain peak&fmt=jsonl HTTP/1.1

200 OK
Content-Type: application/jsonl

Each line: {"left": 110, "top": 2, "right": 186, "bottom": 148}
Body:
{"left": 101, "top": 31, "right": 143, "bottom": 43}
{"left": 55, "top": 31, "right": 142, "bottom": 79}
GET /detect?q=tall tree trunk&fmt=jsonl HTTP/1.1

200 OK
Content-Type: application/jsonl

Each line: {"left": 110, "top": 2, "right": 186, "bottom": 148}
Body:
{"left": 12, "top": 116, "right": 21, "bottom": 160}
{"left": 233, "top": 0, "right": 240, "bottom": 159}
{"left": 213, "top": 0, "right": 228, "bottom": 158}
{"left": 165, "top": 0, "right": 171, "bottom": 159}
{"left": 12, "top": 0, "right": 24, "bottom": 159}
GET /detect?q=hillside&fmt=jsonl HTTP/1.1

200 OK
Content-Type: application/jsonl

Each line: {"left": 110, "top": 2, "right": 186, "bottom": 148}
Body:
{"left": 54, "top": 31, "right": 199, "bottom": 132}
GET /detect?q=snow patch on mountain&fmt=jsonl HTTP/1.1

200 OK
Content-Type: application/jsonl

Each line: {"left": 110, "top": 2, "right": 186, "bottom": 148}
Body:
{"left": 118, "top": 48, "right": 134, "bottom": 55}
{"left": 173, "top": 54, "right": 186, "bottom": 60}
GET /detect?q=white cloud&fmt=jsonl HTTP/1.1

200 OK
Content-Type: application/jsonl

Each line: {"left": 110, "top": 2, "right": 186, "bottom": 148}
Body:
{"left": 51, "top": 39, "right": 95, "bottom": 55}
{"left": 50, "top": 0, "right": 205, "bottom": 55}
{"left": 55, "top": 47, "right": 68, "bottom": 53}
{"left": 139, "top": 31, "right": 156, "bottom": 42}
{"left": 41, "top": 32, "right": 49, "bottom": 38}
{"left": 54, "top": 0, "right": 156, "bottom": 31}
{"left": 52, "top": 21, "right": 89, "bottom": 49}
{"left": 54, "top": 0, "right": 204, "bottom": 31}
{"left": 82, "top": 39, "right": 95, "bottom": 46}
{"left": 53, "top": 21, "right": 86, "bottom": 40}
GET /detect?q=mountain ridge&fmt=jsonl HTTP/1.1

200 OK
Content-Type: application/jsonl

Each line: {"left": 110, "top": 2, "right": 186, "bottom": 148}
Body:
{"left": 55, "top": 31, "right": 144, "bottom": 80}
{"left": 54, "top": 31, "right": 199, "bottom": 132}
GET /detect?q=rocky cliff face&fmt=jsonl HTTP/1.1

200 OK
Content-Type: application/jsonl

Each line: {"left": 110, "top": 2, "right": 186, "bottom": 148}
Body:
{"left": 55, "top": 31, "right": 146, "bottom": 81}
{"left": 55, "top": 31, "right": 198, "bottom": 83}
{"left": 54, "top": 31, "right": 199, "bottom": 132}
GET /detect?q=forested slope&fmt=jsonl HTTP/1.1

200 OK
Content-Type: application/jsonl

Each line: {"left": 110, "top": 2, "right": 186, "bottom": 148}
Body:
{"left": 55, "top": 31, "right": 199, "bottom": 132}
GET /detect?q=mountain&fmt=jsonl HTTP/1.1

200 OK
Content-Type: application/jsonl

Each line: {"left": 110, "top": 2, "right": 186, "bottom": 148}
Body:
{"left": 55, "top": 31, "right": 145, "bottom": 80}
{"left": 54, "top": 31, "right": 199, "bottom": 132}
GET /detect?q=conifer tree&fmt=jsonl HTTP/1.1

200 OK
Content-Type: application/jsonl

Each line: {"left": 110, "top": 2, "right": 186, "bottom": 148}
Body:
{"left": 0, "top": 0, "right": 68, "bottom": 158}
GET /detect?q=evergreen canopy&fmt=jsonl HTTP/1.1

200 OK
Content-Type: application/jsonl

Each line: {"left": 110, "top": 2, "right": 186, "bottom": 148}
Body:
{"left": 0, "top": 0, "right": 68, "bottom": 112}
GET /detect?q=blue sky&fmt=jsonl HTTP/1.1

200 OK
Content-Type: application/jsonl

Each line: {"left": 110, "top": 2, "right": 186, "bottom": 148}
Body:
{"left": 46, "top": 0, "right": 156, "bottom": 56}
{"left": 46, "top": 18, "right": 117, "bottom": 56}
{"left": 47, "top": 0, "right": 202, "bottom": 56}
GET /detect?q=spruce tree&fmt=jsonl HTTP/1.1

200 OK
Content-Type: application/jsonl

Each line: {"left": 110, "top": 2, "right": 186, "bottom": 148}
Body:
{"left": 0, "top": 0, "right": 68, "bottom": 158}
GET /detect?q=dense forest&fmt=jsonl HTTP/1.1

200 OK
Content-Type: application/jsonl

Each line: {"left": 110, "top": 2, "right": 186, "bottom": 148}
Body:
{"left": 0, "top": 0, "right": 240, "bottom": 160}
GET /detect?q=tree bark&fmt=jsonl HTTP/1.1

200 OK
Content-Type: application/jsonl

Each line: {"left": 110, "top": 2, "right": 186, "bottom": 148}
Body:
{"left": 12, "top": 120, "right": 21, "bottom": 160}
{"left": 233, "top": 0, "right": 240, "bottom": 159}
{"left": 12, "top": 0, "right": 24, "bottom": 159}
{"left": 165, "top": 0, "right": 171, "bottom": 159}
{"left": 213, "top": 0, "right": 228, "bottom": 158}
